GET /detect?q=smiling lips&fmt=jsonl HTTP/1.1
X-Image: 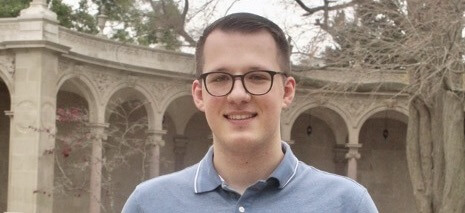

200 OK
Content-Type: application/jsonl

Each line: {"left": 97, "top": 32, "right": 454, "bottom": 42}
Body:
{"left": 224, "top": 113, "right": 258, "bottom": 120}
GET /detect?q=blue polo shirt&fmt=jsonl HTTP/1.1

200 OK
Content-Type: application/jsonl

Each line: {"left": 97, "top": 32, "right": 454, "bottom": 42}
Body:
{"left": 122, "top": 142, "right": 378, "bottom": 213}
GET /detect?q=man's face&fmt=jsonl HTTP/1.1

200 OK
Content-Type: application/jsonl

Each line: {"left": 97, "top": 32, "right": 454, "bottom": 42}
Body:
{"left": 192, "top": 30, "right": 295, "bottom": 152}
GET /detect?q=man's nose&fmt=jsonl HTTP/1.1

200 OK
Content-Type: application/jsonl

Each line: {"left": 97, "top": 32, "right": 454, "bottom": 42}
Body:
{"left": 227, "top": 78, "right": 251, "bottom": 103}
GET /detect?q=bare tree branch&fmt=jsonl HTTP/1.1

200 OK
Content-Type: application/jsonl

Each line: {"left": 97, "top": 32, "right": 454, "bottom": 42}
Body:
{"left": 181, "top": 0, "right": 188, "bottom": 23}
{"left": 294, "top": 0, "right": 358, "bottom": 16}
{"left": 224, "top": 0, "right": 242, "bottom": 15}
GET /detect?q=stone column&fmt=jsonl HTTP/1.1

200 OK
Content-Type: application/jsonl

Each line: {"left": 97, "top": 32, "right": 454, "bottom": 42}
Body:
{"left": 333, "top": 144, "right": 347, "bottom": 176}
{"left": 7, "top": 36, "right": 65, "bottom": 213}
{"left": 146, "top": 129, "right": 167, "bottom": 178}
{"left": 173, "top": 136, "right": 188, "bottom": 171}
{"left": 88, "top": 123, "right": 108, "bottom": 213}
{"left": 345, "top": 143, "right": 362, "bottom": 180}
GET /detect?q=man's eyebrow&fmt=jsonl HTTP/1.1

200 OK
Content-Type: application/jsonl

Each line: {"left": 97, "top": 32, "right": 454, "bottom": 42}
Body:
{"left": 207, "top": 68, "right": 228, "bottom": 73}
{"left": 207, "top": 66, "right": 270, "bottom": 73}
{"left": 249, "top": 66, "right": 267, "bottom": 71}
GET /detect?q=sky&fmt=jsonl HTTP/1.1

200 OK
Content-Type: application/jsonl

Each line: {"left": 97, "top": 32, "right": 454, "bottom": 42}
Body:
{"left": 182, "top": 0, "right": 337, "bottom": 60}
{"left": 61, "top": 0, "right": 340, "bottom": 62}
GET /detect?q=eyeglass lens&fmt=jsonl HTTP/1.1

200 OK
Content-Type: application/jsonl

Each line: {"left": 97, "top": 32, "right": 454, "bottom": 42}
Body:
{"left": 203, "top": 71, "right": 275, "bottom": 96}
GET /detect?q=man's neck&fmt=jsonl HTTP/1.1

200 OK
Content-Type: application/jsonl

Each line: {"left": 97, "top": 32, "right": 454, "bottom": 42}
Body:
{"left": 212, "top": 140, "right": 284, "bottom": 195}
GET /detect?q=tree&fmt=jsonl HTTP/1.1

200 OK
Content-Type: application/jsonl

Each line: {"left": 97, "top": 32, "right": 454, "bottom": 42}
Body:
{"left": 294, "top": 0, "right": 465, "bottom": 212}
{"left": 52, "top": 98, "right": 151, "bottom": 213}
{"left": 0, "top": 0, "right": 195, "bottom": 50}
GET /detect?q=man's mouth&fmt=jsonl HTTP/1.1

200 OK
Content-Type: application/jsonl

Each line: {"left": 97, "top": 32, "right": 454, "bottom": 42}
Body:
{"left": 224, "top": 113, "right": 258, "bottom": 120}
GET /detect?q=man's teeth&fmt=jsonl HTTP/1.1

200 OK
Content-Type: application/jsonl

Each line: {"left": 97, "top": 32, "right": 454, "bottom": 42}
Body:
{"left": 227, "top": 114, "right": 255, "bottom": 120}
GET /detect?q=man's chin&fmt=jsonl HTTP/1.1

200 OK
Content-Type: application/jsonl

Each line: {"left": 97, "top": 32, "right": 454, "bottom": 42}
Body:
{"left": 215, "top": 134, "right": 263, "bottom": 149}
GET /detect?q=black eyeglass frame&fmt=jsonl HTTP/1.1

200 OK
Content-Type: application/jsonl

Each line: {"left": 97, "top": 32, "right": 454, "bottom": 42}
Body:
{"left": 198, "top": 70, "right": 288, "bottom": 97}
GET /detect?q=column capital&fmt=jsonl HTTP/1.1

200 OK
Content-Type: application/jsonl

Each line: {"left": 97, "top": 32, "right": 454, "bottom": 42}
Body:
{"left": 174, "top": 136, "right": 188, "bottom": 145}
{"left": 173, "top": 135, "right": 188, "bottom": 154}
{"left": 87, "top": 123, "right": 109, "bottom": 141}
{"left": 345, "top": 152, "right": 361, "bottom": 160}
{"left": 345, "top": 143, "right": 362, "bottom": 149}
{"left": 146, "top": 129, "right": 167, "bottom": 136}
{"left": 146, "top": 129, "right": 167, "bottom": 147}
{"left": 87, "top": 122, "right": 109, "bottom": 129}
{"left": 345, "top": 143, "right": 362, "bottom": 160}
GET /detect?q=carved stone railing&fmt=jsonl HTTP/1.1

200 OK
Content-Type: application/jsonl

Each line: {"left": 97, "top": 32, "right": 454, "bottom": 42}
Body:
{"left": 295, "top": 67, "right": 408, "bottom": 86}
{"left": 58, "top": 27, "right": 195, "bottom": 76}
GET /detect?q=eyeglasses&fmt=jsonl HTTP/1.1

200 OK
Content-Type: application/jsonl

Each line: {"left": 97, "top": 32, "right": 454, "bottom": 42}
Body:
{"left": 198, "top": 70, "right": 287, "bottom": 97}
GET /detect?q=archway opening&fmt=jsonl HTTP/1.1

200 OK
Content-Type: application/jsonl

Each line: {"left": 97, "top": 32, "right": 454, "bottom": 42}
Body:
{"left": 0, "top": 80, "right": 10, "bottom": 213}
{"left": 162, "top": 95, "right": 209, "bottom": 173}
{"left": 290, "top": 107, "right": 348, "bottom": 175}
{"left": 53, "top": 83, "right": 91, "bottom": 213}
{"left": 358, "top": 109, "right": 415, "bottom": 213}
{"left": 103, "top": 88, "right": 150, "bottom": 212}
{"left": 183, "top": 111, "right": 210, "bottom": 168}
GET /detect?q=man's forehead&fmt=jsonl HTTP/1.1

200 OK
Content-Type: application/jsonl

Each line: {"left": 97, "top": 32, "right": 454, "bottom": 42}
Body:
{"left": 206, "top": 28, "right": 272, "bottom": 39}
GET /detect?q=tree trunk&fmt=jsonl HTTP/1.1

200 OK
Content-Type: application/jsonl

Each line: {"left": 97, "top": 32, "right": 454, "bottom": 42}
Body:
{"left": 406, "top": 98, "right": 432, "bottom": 213}
{"left": 439, "top": 91, "right": 465, "bottom": 213}
{"left": 406, "top": 90, "right": 465, "bottom": 213}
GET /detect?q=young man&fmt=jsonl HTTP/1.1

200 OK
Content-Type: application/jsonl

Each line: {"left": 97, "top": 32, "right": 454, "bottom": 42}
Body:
{"left": 123, "top": 13, "right": 378, "bottom": 212}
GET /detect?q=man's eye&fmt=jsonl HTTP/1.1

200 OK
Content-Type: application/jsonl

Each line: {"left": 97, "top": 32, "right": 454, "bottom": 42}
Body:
{"left": 247, "top": 73, "right": 269, "bottom": 81}
{"left": 209, "top": 74, "right": 230, "bottom": 83}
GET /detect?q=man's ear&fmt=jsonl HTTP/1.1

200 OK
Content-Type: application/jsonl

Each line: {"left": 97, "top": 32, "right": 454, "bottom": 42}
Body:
{"left": 192, "top": 79, "right": 205, "bottom": 112}
{"left": 282, "top": 76, "right": 296, "bottom": 108}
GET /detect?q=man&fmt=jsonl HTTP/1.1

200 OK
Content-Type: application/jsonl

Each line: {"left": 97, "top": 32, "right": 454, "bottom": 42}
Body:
{"left": 123, "top": 13, "right": 378, "bottom": 212}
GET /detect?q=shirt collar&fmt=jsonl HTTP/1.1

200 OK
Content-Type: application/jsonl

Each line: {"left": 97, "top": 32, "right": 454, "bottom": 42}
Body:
{"left": 193, "top": 142, "right": 299, "bottom": 194}
{"left": 269, "top": 142, "right": 300, "bottom": 189}
{"left": 194, "top": 146, "right": 222, "bottom": 193}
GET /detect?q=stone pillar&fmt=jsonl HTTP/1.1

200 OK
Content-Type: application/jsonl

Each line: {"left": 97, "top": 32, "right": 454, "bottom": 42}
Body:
{"left": 19, "top": 0, "right": 57, "bottom": 25}
{"left": 345, "top": 143, "right": 362, "bottom": 180}
{"left": 173, "top": 136, "right": 188, "bottom": 171}
{"left": 7, "top": 42, "right": 66, "bottom": 213}
{"left": 146, "top": 129, "right": 167, "bottom": 178}
{"left": 88, "top": 123, "right": 108, "bottom": 213}
{"left": 333, "top": 144, "right": 347, "bottom": 176}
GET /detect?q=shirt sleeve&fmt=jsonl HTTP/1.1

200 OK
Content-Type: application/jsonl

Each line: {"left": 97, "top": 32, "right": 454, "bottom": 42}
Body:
{"left": 122, "top": 187, "right": 141, "bottom": 213}
{"left": 356, "top": 189, "right": 379, "bottom": 213}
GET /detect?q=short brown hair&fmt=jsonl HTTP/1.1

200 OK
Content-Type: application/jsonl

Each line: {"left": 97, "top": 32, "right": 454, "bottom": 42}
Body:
{"left": 195, "top": 13, "right": 291, "bottom": 78}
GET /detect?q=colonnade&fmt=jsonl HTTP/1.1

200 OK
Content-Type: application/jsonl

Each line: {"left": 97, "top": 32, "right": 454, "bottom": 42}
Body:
{"left": 0, "top": 1, "right": 416, "bottom": 212}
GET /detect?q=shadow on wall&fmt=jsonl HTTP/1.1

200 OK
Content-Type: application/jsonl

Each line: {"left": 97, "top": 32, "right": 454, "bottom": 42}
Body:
{"left": 0, "top": 80, "right": 10, "bottom": 213}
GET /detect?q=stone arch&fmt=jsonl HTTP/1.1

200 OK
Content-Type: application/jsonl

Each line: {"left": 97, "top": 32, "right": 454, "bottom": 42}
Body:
{"left": 357, "top": 109, "right": 414, "bottom": 212}
{"left": 183, "top": 111, "right": 210, "bottom": 168}
{"left": 102, "top": 85, "right": 155, "bottom": 212}
{"left": 289, "top": 105, "right": 349, "bottom": 175}
{"left": 158, "top": 89, "right": 191, "bottom": 116}
{"left": 355, "top": 105, "right": 408, "bottom": 130}
{"left": 0, "top": 78, "right": 11, "bottom": 213}
{"left": 57, "top": 73, "right": 99, "bottom": 122}
{"left": 283, "top": 101, "right": 351, "bottom": 143}
{"left": 0, "top": 62, "right": 13, "bottom": 97}
{"left": 163, "top": 94, "right": 197, "bottom": 135}
{"left": 104, "top": 83, "right": 156, "bottom": 129}
{"left": 160, "top": 94, "right": 202, "bottom": 174}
